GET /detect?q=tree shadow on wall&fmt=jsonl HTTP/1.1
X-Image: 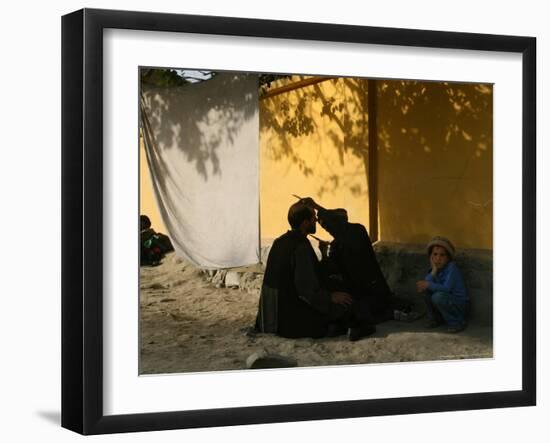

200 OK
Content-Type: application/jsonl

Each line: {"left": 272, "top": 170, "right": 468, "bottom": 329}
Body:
{"left": 260, "top": 77, "right": 371, "bottom": 200}
{"left": 260, "top": 76, "right": 492, "bottom": 208}
{"left": 376, "top": 80, "right": 492, "bottom": 159}
{"left": 141, "top": 72, "right": 258, "bottom": 191}
{"left": 375, "top": 80, "right": 493, "bottom": 244}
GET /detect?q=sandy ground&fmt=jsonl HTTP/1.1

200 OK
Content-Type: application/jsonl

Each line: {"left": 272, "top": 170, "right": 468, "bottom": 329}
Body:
{"left": 140, "top": 252, "right": 493, "bottom": 375}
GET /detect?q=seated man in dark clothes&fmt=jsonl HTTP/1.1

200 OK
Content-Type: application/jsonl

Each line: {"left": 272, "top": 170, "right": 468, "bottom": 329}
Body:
{"left": 299, "top": 198, "right": 395, "bottom": 336}
{"left": 255, "top": 201, "right": 374, "bottom": 340}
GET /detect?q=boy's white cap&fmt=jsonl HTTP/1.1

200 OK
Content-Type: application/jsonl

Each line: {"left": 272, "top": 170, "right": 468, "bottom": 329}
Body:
{"left": 427, "top": 236, "right": 455, "bottom": 259}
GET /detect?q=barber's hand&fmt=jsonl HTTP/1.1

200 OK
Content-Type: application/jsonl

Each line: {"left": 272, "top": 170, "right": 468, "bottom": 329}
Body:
{"left": 330, "top": 291, "right": 353, "bottom": 306}
{"left": 318, "top": 240, "right": 330, "bottom": 258}
{"left": 300, "top": 197, "right": 319, "bottom": 209}
{"left": 416, "top": 280, "right": 430, "bottom": 293}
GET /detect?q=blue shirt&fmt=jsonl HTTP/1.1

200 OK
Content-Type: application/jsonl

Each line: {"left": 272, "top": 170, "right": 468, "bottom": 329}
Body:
{"left": 425, "top": 261, "right": 468, "bottom": 303}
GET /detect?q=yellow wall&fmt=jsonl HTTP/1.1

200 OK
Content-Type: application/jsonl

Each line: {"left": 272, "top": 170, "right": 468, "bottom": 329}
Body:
{"left": 376, "top": 80, "right": 493, "bottom": 249}
{"left": 259, "top": 77, "right": 371, "bottom": 244}
{"left": 140, "top": 76, "right": 493, "bottom": 250}
{"left": 260, "top": 77, "right": 492, "bottom": 249}
{"left": 139, "top": 135, "right": 167, "bottom": 233}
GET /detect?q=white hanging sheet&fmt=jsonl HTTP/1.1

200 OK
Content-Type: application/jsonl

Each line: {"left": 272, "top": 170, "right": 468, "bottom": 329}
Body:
{"left": 141, "top": 73, "right": 260, "bottom": 269}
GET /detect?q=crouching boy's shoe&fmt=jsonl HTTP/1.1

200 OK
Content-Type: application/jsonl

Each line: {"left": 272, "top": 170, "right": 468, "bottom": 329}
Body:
{"left": 447, "top": 324, "right": 466, "bottom": 333}
{"left": 347, "top": 324, "right": 376, "bottom": 342}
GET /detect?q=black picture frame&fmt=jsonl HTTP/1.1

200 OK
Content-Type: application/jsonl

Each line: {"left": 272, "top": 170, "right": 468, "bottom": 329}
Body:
{"left": 61, "top": 8, "right": 536, "bottom": 435}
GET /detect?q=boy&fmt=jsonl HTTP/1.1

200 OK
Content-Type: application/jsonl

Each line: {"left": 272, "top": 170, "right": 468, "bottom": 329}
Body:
{"left": 416, "top": 236, "right": 469, "bottom": 333}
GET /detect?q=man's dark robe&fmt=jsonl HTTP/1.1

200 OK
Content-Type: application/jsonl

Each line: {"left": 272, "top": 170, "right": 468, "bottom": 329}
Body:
{"left": 319, "top": 209, "right": 392, "bottom": 323}
{"left": 255, "top": 230, "right": 332, "bottom": 338}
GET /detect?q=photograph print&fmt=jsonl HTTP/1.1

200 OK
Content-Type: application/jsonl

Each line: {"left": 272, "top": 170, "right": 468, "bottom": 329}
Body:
{"left": 138, "top": 67, "right": 493, "bottom": 375}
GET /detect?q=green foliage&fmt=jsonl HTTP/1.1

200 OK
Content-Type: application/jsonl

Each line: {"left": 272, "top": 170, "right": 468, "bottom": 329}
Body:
{"left": 140, "top": 69, "right": 191, "bottom": 87}
{"left": 258, "top": 74, "right": 291, "bottom": 94}
{"left": 140, "top": 69, "right": 290, "bottom": 89}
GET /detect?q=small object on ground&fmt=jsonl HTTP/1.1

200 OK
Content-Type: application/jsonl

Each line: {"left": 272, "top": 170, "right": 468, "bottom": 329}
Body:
{"left": 393, "top": 310, "right": 422, "bottom": 322}
{"left": 240, "top": 326, "right": 257, "bottom": 337}
{"left": 347, "top": 324, "right": 377, "bottom": 342}
{"left": 246, "top": 350, "right": 298, "bottom": 369}
{"left": 393, "top": 309, "right": 422, "bottom": 322}
{"left": 447, "top": 325, "right": 466, "bottom": 333}
{"left": 224, "top": 271, "right": 241, "bottom": 288}
{"left": 211, "top": 270, "right": 227, "bottom": 288}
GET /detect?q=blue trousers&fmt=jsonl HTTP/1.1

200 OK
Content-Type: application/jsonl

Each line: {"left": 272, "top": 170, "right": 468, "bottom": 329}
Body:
{"left": 425, "top": 291, "right": 468, "bottom": 327}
